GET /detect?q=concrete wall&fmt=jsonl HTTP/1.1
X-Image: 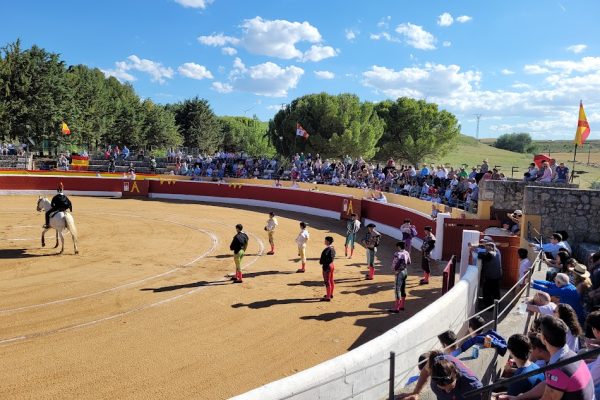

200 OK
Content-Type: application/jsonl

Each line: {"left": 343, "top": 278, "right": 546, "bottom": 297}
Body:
{"left": 230, "top": 266, "right": 480, "bottom": 400}
{"left": 524, "top": 185, "right": 600, "bottom": 243}
{"left": 478, "top": 180, "right": 578, "bottom": 213}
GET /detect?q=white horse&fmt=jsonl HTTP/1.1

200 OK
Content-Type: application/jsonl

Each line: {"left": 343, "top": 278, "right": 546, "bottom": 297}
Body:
{"left": 36, "top": 196, "right": 79, "bottom": 254}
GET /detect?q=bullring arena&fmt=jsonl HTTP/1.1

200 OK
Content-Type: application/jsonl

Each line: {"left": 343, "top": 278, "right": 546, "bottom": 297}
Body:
{"left": 0, "top": 176, "right": 444, "bottom": 400}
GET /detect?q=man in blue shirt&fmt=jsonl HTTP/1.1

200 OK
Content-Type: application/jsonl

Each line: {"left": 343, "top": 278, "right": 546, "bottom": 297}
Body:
{"left": 554, "top": 162, "right": 570, "bottom": 183}
{"left": 529, "top": 233, "right": 563, "bottom": 258}
{"left": 497, "top": 334, "right": 544, "bottom": 396}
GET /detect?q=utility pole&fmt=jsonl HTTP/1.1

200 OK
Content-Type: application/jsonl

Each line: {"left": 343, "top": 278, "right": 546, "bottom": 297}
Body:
{"left": 474, "top": 114, "right": 482, "bottom": 140}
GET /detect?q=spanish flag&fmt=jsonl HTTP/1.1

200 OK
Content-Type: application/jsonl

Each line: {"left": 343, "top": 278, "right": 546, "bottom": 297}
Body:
{"left": 61, "top": 122, "right": 71, "bottom": 135}
{"left": 574, "top": 101, "right": 590, "bottom": 146}
{"left": 296, "top": 122, "right": 309, "bottom": 139}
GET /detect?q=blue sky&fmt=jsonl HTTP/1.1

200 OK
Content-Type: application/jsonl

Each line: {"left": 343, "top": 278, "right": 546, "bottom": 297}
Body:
{"left": 2, "top": 0, "right": 600, "bottom": 139}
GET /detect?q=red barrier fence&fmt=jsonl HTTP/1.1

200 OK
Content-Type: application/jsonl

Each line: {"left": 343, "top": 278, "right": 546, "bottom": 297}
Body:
{"left": 442, "top": 255, "right": 457, "bottom": 294}
{"left": 0, "top": 175, "right": 124, "bottom": 194}
{"left": 361, "top": 200, "right": 435, "bottom": 235}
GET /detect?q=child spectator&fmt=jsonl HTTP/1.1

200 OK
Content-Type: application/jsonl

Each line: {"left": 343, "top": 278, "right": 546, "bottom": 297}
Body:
{"left": 451, "top": 315, "right": 507, "bottom": 357}
{"left": 495, "top": 334, "right": 544, "bottom": 397}
{"left": 438, "top": 330, "right": 458, "bottom": 355}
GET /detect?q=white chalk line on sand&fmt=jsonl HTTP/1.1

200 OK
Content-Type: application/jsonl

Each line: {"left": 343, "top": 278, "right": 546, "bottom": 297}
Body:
{"left": 0, "top": 212, "right": 219, "bottom": 314}
{"left": 0, "top": 210, "right": 266, "bottom": 345}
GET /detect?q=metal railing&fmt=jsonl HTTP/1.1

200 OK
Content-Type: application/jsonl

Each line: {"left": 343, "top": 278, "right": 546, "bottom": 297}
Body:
{"left": 246, "top": 249, "right": 543, "bottom": 400}
{"left": 465, "top": 345, "right": 600, "bottom": 398}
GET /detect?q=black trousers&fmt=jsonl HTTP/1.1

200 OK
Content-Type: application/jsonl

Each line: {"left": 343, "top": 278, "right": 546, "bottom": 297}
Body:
{"left": 482, "top": 278, "right": 501, "bottom": 308}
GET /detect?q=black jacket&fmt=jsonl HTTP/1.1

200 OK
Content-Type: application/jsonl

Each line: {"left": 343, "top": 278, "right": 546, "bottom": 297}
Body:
{"left": 230, "top": 232, "right": 249, "bottom": 254}
{"left": 51, "top": 193, "right": 72, "bottom": 212}
{"left": 320, "top": 246, "right": 336, "bottom": 270}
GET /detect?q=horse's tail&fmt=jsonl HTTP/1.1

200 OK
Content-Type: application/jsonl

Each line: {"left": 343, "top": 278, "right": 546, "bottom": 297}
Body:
{"left": 65, "top": 212, "right": 78, "bottom": 240}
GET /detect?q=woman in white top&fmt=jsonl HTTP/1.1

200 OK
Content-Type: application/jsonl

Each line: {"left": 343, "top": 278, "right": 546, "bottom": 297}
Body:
{"left": 555, "top": 303, "right": 583, "bottom": 353}
{"left": 518, "top": 248, "right": 532, "bottom": 287}
{"left": 296, "top": 222, "right": 310, "bottom": 273}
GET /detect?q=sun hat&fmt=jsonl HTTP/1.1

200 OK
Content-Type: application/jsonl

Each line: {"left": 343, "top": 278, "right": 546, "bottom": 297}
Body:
{"left": 571, "top": 263, "right": 590, "bottom": 279}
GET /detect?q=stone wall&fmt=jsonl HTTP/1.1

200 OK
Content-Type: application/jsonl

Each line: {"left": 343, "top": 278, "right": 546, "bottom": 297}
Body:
{"left": 479, "top": 180, "right": 578, "bottom": 212}
{"left": 524, "top": 186, "right": 600, "bottom": 243}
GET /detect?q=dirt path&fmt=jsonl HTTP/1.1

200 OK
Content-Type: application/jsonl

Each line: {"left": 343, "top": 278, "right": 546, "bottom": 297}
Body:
{"left": 0, "top": 196, "right": 443, "bottom": 399}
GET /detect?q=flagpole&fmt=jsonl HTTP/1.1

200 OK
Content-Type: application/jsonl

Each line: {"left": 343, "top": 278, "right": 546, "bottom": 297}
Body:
{"left": 570, "top": 144, "right": 578, "bottom": 183}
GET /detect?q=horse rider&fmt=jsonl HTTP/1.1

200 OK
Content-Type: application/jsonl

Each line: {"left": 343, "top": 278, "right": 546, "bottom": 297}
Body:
{"left": 44, "top": 182, "right": 72, "bottom": 229}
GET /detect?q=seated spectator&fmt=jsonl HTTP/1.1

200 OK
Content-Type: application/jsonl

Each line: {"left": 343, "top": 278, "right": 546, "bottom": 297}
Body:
{"left": 571, "top": 263, "right": 593, "bottom": 313}
{"left": 584, "top": 311, "right": 600, "bottom": 398}
{"left": 523, "top": 162, "right": 538, "bottom": 181}
{"left": 451, "top": 315, "right": 507, "bottom": 357}
{"left": 554, "top": 162, "right": 570, "bottom": 183}
{"left": 532, "top": 272, "right": 586, "bottom": 326}
{"left": 506, "top": 210, "right": 522, "bottom": 236}
{"left": 526, "top": 291, "right": 557, "bottom": 316}
{"left": 554, "top": 303, "right": 584, "bottom": 353}
{"left": 438, "top": 330, "right": 458, "bottom": 355}
{"left": 529, "top": 232, "right": 565, "bottom": 259}
{"left": 495, "top": 334, "right": 544, "bottom": 397}
{"left": 536, "top": 161, "right": 553, "bottom": 182}
{"left": 590, "top": 252, "right": 600, "bottom": 290}
{"left": 371, "top": 191, "right": 387, "bottom": 203}
{"left": 504, "top": 315, "right": 594, "bottom": 399}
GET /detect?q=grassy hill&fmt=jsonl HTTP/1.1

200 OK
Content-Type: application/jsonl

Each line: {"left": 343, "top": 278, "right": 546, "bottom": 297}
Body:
{"left": 429, "top": 135, "right": 600, "bottom": 188}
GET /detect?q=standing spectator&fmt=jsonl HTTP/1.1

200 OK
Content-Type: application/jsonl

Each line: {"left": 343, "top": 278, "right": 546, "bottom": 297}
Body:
{"left": 229, "top": 224, "right": 248, "bottom": 284}
{"left": 265, "top": 212, "right": 278, "bottom": 255}
{"left": 518, "top": 248, "right": 532, "bottom": 285}
{"left": 361, "top": 223, "right": 381, "bottom": 280}
{"left": 319, "top": 236, "right": 336, "bottom": 302}
{"left": 295, "top": 222, "right": 310, "bottom": 273}
{"left": 122, "top": 145, "right": 130, "bottom": 160}
{"left": 473, "top": 242, "right": 502, "bottom": 308}
{"left": 480, "top": 159, "right": 489, "bottom": 174}
{"left": 589, "top": 252, "right": 600, "bottom": 290}
{"left": 344, "top": 213, "right": 361, "bottom": 258}
{"left": 388, "top": 241, "right": 411, "bottom": 313}
{"left": 420, "top": 226, "right": 436, "bottom": 285}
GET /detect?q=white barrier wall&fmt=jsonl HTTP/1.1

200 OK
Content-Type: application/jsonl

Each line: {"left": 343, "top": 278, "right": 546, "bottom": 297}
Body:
{"left": 431, "top": 212, "right": 451, "bottom": 261}
{"left": 230, "top": 265, "right": 481, "bottom": 400}
{"left": 460, "top": 230, "right": 481, "bottom": 277}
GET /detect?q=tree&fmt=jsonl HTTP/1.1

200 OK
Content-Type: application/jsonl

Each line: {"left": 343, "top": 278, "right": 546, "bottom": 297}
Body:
{"left": 219, "top": 116, "right": 275, "bottom": 157}
{"left": 494, "top": 132, "right": 536, "bottom": 153}
{"left": 0, "top": 40, "right": 68, "bottom": 146}
{"left": 169, "top": 97, "right": 222, "bottom": 153}
{"left": 266, "top": 93, "right": 384, "bottom": 159}
{"left": 140, "top": 100, "right": 182, "bottom": 149}
{"left": 375, "top": 97, "right": 460, "bottom": 165}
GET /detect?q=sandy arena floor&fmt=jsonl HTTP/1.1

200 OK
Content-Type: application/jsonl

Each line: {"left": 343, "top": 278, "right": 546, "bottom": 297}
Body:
{"left": 0, "top": 196, "right": 443, "bottom": 400}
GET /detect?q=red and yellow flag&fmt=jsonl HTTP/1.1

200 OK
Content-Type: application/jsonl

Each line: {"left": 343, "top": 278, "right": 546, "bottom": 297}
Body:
{"left": 61, "top": 122, "right": 71, "bottom": 135}
{"left": 574, "top": 101, "right": 590, "bottom": 146}
{"left": 296, "top": 122, "right": 309, "bottom": 139}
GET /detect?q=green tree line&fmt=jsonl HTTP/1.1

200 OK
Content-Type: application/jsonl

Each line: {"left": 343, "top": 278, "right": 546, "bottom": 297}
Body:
{"left": 1, "top": 40, "right": 462, "bottom": 164}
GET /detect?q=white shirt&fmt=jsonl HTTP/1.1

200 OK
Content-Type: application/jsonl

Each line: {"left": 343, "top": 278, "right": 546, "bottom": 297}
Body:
{"left": 266, "top": 217, "right": 278, "bottom": 232}
{"left": 296, "top": 229, "right": 309, "bottom": 247}
{"left": 518, "top": 258, "right": 532, "bottom": 280}
{"left": 537, "top": 302, "right": 557, "bottom": 316}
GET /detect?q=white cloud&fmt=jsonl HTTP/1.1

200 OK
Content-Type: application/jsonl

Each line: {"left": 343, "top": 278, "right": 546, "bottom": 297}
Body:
{"left": 567, "top": 44, "right": 587, "bottom": 54}
{"left": 314, "top": 70, "right": 335, "bottom": 79}
{"left": 456, "top": 15, "right": 473, "bottom": 23}
{"left": 101, "top": 68, "right": 136, "bottom": 82}
{"left": 395, "top": 23, "right": 436, "bottom": 50}
{"left": 501, "top": 69, "right": 515, "bottom": 75}
{"left": 178, "top": 62, "right": 213, "bottom": 80}
{"left": 377, "top": 16, "right": 391, "bottom": 29}
{"left": 362, "top": 55, "right": 600, "bottom": 138}
{"left": 211, "top": 82, "right": 233, "bottom": 93}
{"left": 443, "top": 41, "right": 452, "bottom": 47}
{"left": 219, "top": 58, "right": 304, "bottom": 97}
{"left": 302, "top": 45, "right": 338, "bottom": 62}
{"left": 267, "top": 104, "right": 285, "bottom": 111}
{"left": 524, "top": 64, "right": 550, "bottom": 74}
{"left": 241, "top": 16, "right": 321, "bottom": 59}
{"left": 174, "top": 0, "right": 213, "bottom": 9}
{"left": 104, "top": 55, "right": 174, "bottom": 84}
{"left": 437, "top": 12, "right": 454, "bottom": 27}
{"left": 345, "top": 29, "right": 358, "bottom": 41}
{"left": 222, "top": 47, "right": 237, "bottom": 56}
{"left": 198, "top": 33, "right": 240, "bottom": 47}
